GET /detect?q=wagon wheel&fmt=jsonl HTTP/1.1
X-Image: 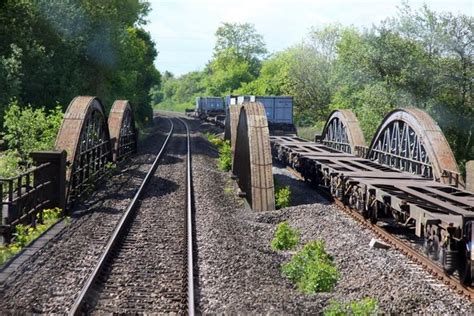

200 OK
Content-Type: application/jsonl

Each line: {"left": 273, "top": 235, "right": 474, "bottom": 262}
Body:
{"left": 459, "top": 243, "right": 472, "bottom": 285}
{"left": 232, "top": 102, "right": 275, "bottom": 211}
{"left": 431, "top": 234, "right": 440, "bottom": 261}
{"left": 423, "top": 237, "right": 431, "bottom": 257}
{"left": 55, "top": 96, "right": 112, "bottom": 204}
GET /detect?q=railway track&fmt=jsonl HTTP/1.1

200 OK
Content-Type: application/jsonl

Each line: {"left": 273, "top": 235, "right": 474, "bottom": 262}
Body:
{"left": 69, "top": 117, "right": 195, "bottom": 315}
{"left": 285, "top": 166, "right": 474, "bottom": 302}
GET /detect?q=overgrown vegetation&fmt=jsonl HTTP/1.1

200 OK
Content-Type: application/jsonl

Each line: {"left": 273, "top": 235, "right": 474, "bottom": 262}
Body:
{"left": 218, "top": 141, "right": 232, "bottom": 172}
{"left": 0, "top": 208, "right": 63, "bottom": 265}
{"left": 324, "top": 297, "right": 378, "bottom": 315}
{"left": 0, "top": 150, "right": 22, "bottom": 178}
{"left": 3, "top": 101, "right": 63, "bottom": 162}
{"left": 271, "top": 221, "right": 300, "bottom": 251}
{"left": 282, "top": 240, "right": 340, "bottom": 294}
{"left": 274, "top": 177, "right": 291, "bottom": 209}
{"left": 152, "top": 4, "right": 473, "bottom": 172}
{"left": 205, "top": 133, "right": 232, "bottom": 172}
{"left": 206, "top": 132, "right": 225, "bottom": 147}
{"left": 275, "top": 185, "right": 291, "bottom": 209}
{"left": 0, "top": 102, "right": 64, "bottom": 177}
{"left": 0, "top": 1, "right": 159, "bottom": 129}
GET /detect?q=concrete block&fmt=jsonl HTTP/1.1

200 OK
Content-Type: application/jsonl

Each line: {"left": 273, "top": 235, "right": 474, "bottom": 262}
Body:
{"left": 369, "top": 238, "right": 390, "bottom": 249}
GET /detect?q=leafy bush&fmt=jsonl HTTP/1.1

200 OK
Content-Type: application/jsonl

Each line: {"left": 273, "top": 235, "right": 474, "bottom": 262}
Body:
{"left": 271, "top": 221, "right": 299, "bottom": 251}
{"left": 3, "top": 101, "right": 63, "bottom": 162}
{"left": 0, "top": 208, "right": 63, "bottom": 265}
{"left": 324, "top": 297, "right": 378, "bottom": 316}
{"left": 206, "top": 132, "right": 225, "bottom": 147}
{"left": 218, "top": 140, "right": 232, "bottom": 171}
{"left": 275, "top": 185, "right": 291, "bottom": 209}
{"left": 204, "top": 133, "right": 232, "bottom": 172}
{"left": 0, "top": 150, "right": 22, "bottom": 178}
{"left": 282, "top": 240, "right": 340, "bottom": 293}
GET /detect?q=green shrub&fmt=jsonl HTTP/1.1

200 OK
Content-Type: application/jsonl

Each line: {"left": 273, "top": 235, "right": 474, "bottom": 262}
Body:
{"left": 0, "top": 150, "right": 22, "bottom": 178}
{"left": 282, "top": 240, "right": 340, "bottom": 293}
{"left": 204, "top": 133, "right": 232, "bottom": 171}
{"left": 271, "top": 221, "right": 299, "bottom": 251}
{"left": 205, "top": 132, "right": 225, "bottom": 147}
{"left": 275, "top": 185, "right": 291, "bottom": 209}
{"left": 324, "top": 298, "right": 378, "bottom": 316}
{"left": 218, "top": 140, "right": 232, "bottom": 172}
{"left": 3, "top": 101, "right": 63, "bottom": 163}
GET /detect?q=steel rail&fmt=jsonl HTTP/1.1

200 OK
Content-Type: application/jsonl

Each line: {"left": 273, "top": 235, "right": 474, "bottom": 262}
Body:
{"left": 68, "top": 118, "right": 174, "bottom": 315}
{"left": 285, "top": 166, "right": 474, "bottom": 303}
{"left": 176, "top": 117, "right": 196, "bottom": 316}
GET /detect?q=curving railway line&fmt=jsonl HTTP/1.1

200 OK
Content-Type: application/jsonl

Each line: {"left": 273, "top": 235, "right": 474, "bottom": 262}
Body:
{"left": 69, "top": 117, "right": 195, "bottom": 315}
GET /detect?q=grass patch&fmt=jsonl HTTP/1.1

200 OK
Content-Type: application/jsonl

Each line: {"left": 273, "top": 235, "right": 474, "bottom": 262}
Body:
{"left": 271, "top": 221, "right": 299, "bottom": 251}
{"left": 0, "top": 208, "right": 64, "bottom": 265}
{"left": 153, "top": 100, "right": 191, "bottom": 113}
{"left": 324, "top": 297, "right": 378, "bottom": 315}
{"left": 282, "top": 240, "right": 340, "bottom": 294}
{"left": 297, "top": 123, "right": 324, "bottom": 141}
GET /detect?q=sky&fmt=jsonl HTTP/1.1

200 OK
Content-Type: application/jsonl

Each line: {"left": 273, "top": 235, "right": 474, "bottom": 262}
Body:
{"left": 144, "top": 0, "right": 473, "bottom": 76}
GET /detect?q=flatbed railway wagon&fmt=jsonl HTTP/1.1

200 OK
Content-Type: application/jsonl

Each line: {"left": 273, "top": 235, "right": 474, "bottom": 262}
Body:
{"left": 271, "top": 108, "right": 474, "bottom": 285}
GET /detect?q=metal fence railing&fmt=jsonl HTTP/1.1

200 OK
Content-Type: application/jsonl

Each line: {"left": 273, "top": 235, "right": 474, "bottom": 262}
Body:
{"left": 1, "top": 151, "right": 66, "bottom": 244}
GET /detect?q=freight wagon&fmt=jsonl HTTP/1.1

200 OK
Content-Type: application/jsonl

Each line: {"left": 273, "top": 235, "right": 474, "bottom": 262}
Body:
{"left": 195, "top": 97, "right": 225, "bottom": 118}
{"left": 232, "top": 95, "right": 296, "bottom": 134}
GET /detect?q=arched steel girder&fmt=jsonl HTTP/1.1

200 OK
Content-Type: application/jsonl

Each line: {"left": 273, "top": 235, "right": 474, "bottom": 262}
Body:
{"left": 108, "top": 100, "right": 137, "bottom": 161}
{"left": 320, "top": 109, "right": 366, "bottom": 154}
{"left": 367, "top": 108, "right": 460, "bottom": 185}
{"left": 232, "top": 102, "right": 275, "bottom": 211}
{"left": 55, "top": 96, "right": 112, "bottom": 202}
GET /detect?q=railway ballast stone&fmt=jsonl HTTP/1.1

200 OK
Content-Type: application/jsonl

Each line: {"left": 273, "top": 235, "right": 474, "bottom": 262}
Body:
{"left": 191, "top": 119, "right": 473, "bottom": 314}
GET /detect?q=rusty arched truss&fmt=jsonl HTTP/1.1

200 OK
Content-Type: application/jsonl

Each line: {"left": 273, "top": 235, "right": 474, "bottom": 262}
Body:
{"left": 367, "top": 108, "right": 461, "bottom": 186}
{"left": 320, "top": 109, "right": 366, "bottom": 155}
{"left": 55, "top": 96, "right": 113, "bottom": 203}
{"left": 232, "top": 102, "right": 275, "bottom": 211}
{"left": 108, "top": 100, "right": 137, "bottom": 161}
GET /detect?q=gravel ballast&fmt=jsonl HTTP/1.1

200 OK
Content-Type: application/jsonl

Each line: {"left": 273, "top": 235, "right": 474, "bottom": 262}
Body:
{"left": 0, "top": 113, "right": 472, "bottom": 314}
{"left": 0, "top": 117, "right": 172, "bottom": 314}
{"left": 90, "top": 117, "right": 188, "bottom": 313}
{"left": 190, "top": 119, "right": 473, "bottom": 314}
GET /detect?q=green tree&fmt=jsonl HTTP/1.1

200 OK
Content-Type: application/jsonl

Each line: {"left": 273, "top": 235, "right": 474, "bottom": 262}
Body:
{"left": 205, "top": 49, "right": 254, "bottom": 96}
{"left": 204, "top": 23, "right": 267, "bottom": 95}
{"left": 0, "top": 0, "right": 159, "bottom": 128}
{"left": 214, "top": 22, "right": 267, "bottom": 72}
{"left": 236, "top": 50, "right": 293, "bottom": 95}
